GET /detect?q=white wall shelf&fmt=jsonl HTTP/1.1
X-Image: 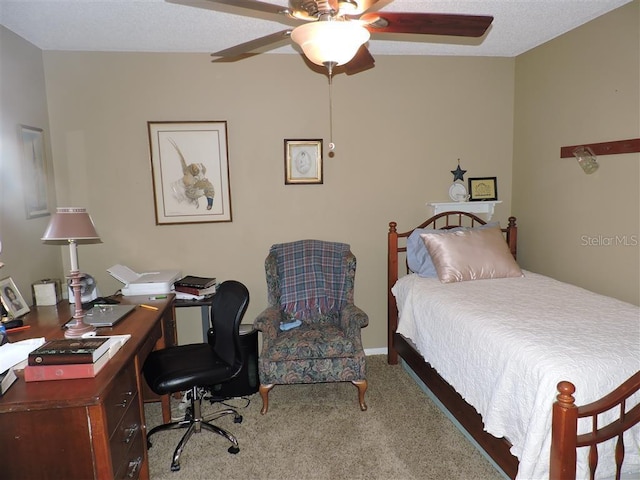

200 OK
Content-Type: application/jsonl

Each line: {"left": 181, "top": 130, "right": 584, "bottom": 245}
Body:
{"left": 427, "top": 201, "right": 502, "bottom": 221}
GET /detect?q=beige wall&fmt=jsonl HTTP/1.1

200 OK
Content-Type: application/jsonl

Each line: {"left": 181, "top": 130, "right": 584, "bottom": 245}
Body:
{"left": 0, "top": 27, "right": 61, "bottom": 302}
{"left": 39, "top": 52, "right": 514, "bottom": 349}
{"left": 1, "top": 1, "right": 637, "bottom": 350}
{"left": 513, "top": 0, "right": 639, "bottom": 305}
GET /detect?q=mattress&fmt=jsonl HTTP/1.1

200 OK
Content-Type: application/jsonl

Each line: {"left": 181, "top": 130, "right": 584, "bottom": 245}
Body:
{"left": 392, "top": 271, "right": 640, "bottom": 480}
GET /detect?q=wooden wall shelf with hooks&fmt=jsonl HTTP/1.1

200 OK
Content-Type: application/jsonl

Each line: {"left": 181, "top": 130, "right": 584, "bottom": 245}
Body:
{"left": 560, "top": 138, "right": 640, "bottom": 158}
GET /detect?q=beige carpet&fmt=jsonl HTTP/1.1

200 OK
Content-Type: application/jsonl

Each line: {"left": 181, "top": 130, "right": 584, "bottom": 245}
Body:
{"left": 145, "top": 355, "right": 504, "bottom": 480}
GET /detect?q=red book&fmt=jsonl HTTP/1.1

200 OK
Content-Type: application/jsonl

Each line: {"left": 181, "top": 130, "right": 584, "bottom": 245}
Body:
{"left": 174, "top": 284, "right": 216, "bottom": 296}
{"left": 24, "top": 351, "right": 110, "bottom": 382}
{"left": 28, "top": 337, "right": 110, "bottom": 365}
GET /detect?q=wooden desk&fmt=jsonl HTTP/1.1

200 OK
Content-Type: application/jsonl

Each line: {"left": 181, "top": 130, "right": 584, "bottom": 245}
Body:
{"left": 0, "top": 296, "right": 175, "bottom": 480}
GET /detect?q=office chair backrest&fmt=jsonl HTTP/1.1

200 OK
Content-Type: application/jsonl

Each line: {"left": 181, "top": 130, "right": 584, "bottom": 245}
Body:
{"left": 209, "top": 280, "right": 250, "bottom": 369}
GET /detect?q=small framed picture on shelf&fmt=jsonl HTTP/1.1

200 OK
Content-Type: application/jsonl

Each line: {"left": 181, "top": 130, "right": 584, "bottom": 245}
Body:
{"left": 0, "top": 277, "right": 30, "bottom": 318}
{"left": 284, "top": 139, "right": 323, "bottom": 185}
{"left": 468, "top": 177, "right": 498, "bottom": 201}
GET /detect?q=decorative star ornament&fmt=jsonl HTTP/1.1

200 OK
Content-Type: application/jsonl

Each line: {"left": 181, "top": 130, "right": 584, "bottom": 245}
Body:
{"left": 451, "top": 159, "right": 467, "bottom": 182}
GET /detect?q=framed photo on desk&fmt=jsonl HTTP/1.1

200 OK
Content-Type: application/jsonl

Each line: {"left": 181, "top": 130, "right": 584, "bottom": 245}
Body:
{"left": 0, "top": 277, "right": 30, "bottom": 318}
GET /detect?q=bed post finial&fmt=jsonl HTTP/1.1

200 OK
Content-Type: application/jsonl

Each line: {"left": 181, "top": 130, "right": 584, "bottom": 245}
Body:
{"left": 556, "top": 381, "right": 576, "bottom": 407}
{"left": 389, "top": 221, "right": 397, "bottom": 233}
{"left": 508, "top": 216, "right": 516, "bottom": 228}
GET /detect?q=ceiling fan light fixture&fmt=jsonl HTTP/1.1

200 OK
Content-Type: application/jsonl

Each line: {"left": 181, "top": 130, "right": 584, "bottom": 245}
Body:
{"left": 337, "top": 0, "right": 359, "bottom": 14}
{"left": 291, "top": 21, "right": 370, "bottom": 67}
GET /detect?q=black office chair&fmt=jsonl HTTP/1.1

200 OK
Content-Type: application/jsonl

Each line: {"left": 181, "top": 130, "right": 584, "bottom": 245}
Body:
{"left": 143, "top": 280, "right": 250, "bottom": 472}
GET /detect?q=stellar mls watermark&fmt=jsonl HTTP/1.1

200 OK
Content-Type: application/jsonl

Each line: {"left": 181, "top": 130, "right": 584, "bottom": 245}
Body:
{"left": 581, "top": 234, "right": 639, "bottom": 247}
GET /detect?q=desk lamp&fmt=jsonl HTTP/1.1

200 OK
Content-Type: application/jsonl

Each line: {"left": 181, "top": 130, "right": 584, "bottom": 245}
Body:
{"left": 42, "top": 207, "right": 101, "bottom": 338}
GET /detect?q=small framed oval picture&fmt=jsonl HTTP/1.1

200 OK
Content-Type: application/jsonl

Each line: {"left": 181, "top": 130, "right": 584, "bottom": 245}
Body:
{"left": 284, "top": 139, "right": 323, "bottom": 185}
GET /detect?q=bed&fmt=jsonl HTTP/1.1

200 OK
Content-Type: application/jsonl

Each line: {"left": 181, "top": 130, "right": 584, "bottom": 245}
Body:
{"left": 386, "top": 211, "right": 640, "bottom": 480}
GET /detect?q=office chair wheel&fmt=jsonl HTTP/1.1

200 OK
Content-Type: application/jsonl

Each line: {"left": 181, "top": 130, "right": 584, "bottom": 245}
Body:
{"left": 147, "top": 439, "right": 153, "bottom": 449}
{"left": 234, "top": 414, "right": 243, "bottom": 424}
{"left": 170, "top": 462, "right": 181, "bottom": 472}
{"left": 228, "top": 446, "right": 240, "bottom": 454}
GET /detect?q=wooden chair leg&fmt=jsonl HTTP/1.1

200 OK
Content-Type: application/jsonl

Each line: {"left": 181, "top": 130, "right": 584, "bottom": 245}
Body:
{"left": 352, "top": 379, "right": 368, "bottom": 411}
{"left": 259, "top": 383, "right": 274, "bottom": 415}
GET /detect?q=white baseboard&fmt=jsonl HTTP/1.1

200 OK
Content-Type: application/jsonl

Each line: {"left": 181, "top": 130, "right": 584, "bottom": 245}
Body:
{"left": 364, "top": 347, "right": 387, "bottom": 356}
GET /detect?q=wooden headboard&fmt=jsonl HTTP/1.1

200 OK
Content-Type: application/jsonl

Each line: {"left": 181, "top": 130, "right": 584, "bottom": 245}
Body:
{"left": 387, "top": 211, "right": 518, "bottom": 364}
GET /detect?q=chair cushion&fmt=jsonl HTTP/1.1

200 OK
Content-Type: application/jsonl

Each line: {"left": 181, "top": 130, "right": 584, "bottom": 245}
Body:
{"left": 266, "top": 325, "right": 356, "bottom": 361}
{"left": 143, "top": 343, "right": 235, "bottom": 395}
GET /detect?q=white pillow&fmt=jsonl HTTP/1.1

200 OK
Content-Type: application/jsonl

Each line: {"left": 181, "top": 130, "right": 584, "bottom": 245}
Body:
{"left": 407, "top": 222, "right": 499, "bottom": 278}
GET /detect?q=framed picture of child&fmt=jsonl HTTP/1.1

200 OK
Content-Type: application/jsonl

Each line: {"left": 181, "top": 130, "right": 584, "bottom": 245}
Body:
{"left": 284, "top": 139, "right": 323, "bottom": 185}
{"left": 0, "top": 277, "right": 30, "bottom": 318}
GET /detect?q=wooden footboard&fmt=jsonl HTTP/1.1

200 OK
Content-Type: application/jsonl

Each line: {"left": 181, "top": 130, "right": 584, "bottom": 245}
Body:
{"left": 551, "top": 371, "right": 640, "bottom": 480}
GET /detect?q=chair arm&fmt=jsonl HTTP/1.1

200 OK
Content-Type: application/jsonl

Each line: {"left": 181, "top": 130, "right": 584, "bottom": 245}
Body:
{"left": 339, "top": 303, "right": 369, "bottom": 336}
{"left": 253, "top": 306, "right": 282, "bottom": 339}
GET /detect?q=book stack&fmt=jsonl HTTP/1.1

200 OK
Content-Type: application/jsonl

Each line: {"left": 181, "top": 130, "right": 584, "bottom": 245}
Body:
{"left": 23, "top": 336, "right": 129, "bottom": 382}
{"left": 174, "top": 275, "right": 217, "bottom": 297}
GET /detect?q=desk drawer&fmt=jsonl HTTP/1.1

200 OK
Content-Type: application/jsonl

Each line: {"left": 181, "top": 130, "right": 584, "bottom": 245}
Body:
{"left": 110, "top": 391, "right": 143, "bottom": 476}
{"left": 105, "top": 363, "right": 138, "bottom": 436}
{"left": 114, "top": 427, "right": 145, "bottom": 480}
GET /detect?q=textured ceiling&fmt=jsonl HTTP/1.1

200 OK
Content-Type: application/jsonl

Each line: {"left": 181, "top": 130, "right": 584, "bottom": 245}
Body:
{"left": 0, "top": 0, "right": 633, "bottom": 57}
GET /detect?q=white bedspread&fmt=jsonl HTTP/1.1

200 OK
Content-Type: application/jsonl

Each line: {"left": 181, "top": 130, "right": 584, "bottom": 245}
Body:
{"left": 393, "top": 271, "right": 640, "bottom": 480}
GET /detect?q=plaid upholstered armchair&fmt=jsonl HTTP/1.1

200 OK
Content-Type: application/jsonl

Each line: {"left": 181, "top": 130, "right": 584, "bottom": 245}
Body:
{"left": 253, "top": 239, "right": 369, "bottom": 414}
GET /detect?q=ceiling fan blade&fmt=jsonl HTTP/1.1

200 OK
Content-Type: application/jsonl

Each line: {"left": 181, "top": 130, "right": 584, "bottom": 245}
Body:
{"left": 343, "top": 45, "right": 375, "bottom": 75}
{"left": 211, "top": 30, "right": 292, "bottom": 61}
{"left": 167, "top": 0, "right": 288, "bottom": 17}
{"left": 361, "top": 12, "right": 493, "bottom": 38}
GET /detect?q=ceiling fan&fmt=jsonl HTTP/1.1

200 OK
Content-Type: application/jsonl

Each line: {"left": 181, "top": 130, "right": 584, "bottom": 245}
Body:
{"left": 168, "top": 0, "right": 493, "bottom": 75}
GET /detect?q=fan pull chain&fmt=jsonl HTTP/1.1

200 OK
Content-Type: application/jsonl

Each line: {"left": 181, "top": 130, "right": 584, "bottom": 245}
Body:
{"left": 328, "top": 72, "right": 335, "bottom": 157}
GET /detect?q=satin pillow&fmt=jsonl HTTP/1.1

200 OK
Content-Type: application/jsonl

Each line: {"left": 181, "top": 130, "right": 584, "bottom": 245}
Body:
{"left": 407, "top": 222, "right": 499, "bottom": 278}
{"left": 420, "top": 226, "right": 523, "bottom": 283}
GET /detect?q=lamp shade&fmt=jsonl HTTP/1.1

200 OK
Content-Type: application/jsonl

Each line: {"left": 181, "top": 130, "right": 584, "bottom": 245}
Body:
{"left": 42, "top": 207, "right": 101, "bottom": 241}
{"left": 291, "top": 21, "right": 370, "bottom": 67}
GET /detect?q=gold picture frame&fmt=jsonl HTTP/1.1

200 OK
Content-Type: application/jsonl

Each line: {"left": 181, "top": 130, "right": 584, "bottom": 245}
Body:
{"left": 284, "top": 139, "right": 323, "bottom": 185}
{"left": 148, "top": 121, "right": 232, "bottom": 225}
{"left": 0, "top": 277, "right": 30, "bottom": 319}
{"left": 468, "top": 177, "right": 498, "bottom": 201}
